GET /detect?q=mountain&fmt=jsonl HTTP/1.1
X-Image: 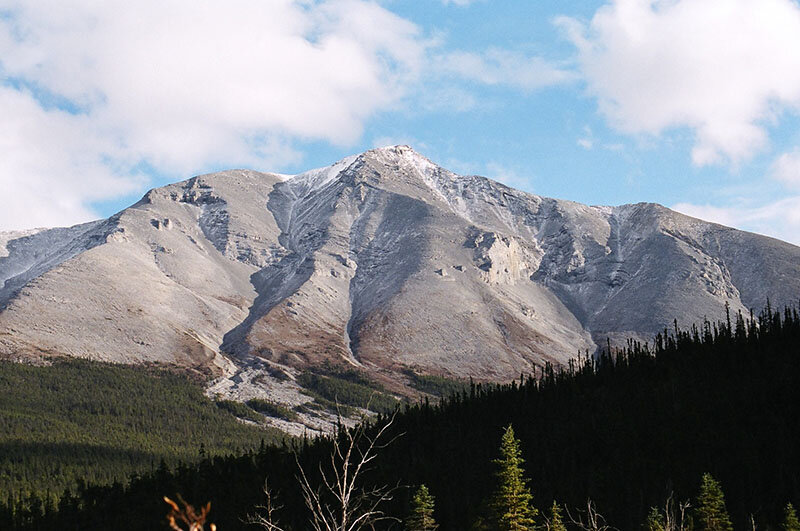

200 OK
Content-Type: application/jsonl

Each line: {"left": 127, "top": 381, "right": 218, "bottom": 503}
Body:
{"left": 1, "top": 146, "right": 799, "bottom": 411}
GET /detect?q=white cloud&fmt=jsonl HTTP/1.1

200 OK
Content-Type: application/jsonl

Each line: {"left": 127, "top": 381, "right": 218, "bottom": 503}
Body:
{"left": 485, "top": 162, "right": 532, "bottom": 190}
{"left": 436, "top": 48, "right": 576, "bottom": 91}
{"left": 0, "top": 0, "right": 427, "bottom": 230}
{"left": 578, "top": 125, "right": 594, "bottom": 149}
{"left": 560, "top": 0, "right": 800, "bottom": 166}
{"left": 440, "top": 0, "right": 482, "bottom": 5}
{"left": 771, "top": 149, "right": 800, "bottom": 189}
{"left": 673, "top": 197, "right": 800, "bottom": 246}
{"left": 0, "top": 86, "right": 146, "bottom": 229}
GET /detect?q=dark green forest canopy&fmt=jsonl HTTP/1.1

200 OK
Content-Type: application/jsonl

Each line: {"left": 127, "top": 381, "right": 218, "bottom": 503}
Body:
{"left": 3, "top": 304, "right": 800, "bottom": 530}
{"left": 0, "top": 358, "right": 284, "bottom": 511}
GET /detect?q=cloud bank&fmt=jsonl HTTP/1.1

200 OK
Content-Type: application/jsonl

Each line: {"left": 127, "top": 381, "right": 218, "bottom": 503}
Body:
{"left": 560, "top": 0, "right": 800, "bottom": 166}
{"left": 0, "top": 0, "right": 426, "bottom": 230}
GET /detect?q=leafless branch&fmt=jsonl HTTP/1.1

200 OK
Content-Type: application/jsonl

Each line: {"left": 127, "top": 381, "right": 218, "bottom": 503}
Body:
{"left": 649, "top": 492, "right": 691, "bottom": 531}
{"left": 297, "top": 410, "right": 402, "bottom": 531}
{"left": 251, "top": 403, "right": 403, "bottom": 531}
{"left": 245, "top": 479, "right": 287, "bottom": 531}
{"left": 566, "top": 500, "right": 617, "bottom": 531}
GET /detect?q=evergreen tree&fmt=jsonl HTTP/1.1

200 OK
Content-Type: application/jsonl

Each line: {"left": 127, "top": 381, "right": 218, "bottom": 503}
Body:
{"left": 490, "top": 425, "right": 538, "bottom": 531}
{"left": 784, "top": 503, "right": 800, "bottom": 531}
{"left": 546, "top": 500, "right": 567, "bottom": 531}
{"left": 694, "top": 473, "right": 733, "bottom": 531}
{"left": 406, "top": 484, "right": 438, "bottom": 531}
{"left": 646, "top": 507, "right": 665, "bottom": 531}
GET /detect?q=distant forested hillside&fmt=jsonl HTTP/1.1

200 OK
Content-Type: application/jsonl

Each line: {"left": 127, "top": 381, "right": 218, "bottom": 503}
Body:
{"left": 0, "top": 359, "right": 284, "bottom": 520}
{"left": 4, "top": 304, "right": 800, "bottom": 530}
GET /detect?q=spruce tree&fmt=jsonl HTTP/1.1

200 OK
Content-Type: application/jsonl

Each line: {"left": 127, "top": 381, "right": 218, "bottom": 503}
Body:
{"left": 406, "top": 484, "right": 438, "bottom": 531}
{"left": 694, "top": 473, "right": 733, "bottom": 531}
{"left": 490, "top": 424, "right": 538, "bottom": 531}
{"left": 547, "top": 501, "right": 567, "bottom": 531}
{"left": 646, "top": 507, "right": 665, "bottom": 531}
{"left": 784, "top": 503, "right": 800, "bottom": 531}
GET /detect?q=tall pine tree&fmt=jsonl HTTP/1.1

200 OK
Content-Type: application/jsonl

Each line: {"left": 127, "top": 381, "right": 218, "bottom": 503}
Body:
{"left": 784, "top": 503, "right": 800, "bottom": 531}
{"left": 406, "top": 484, "right": 438, "bottom": 531}
{"left": 694, "top": 473, "right": 733, "bottom": 531}
{"left": 489, "top": 425, "right": 538, "bottom": 531}
{"left": 546, "top": 501, "right": 567, "bottom": 531}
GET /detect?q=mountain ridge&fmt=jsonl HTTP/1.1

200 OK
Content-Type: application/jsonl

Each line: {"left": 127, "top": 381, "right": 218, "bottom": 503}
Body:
{"left": 1, "top": 145, "right": 799, "bottom": 430}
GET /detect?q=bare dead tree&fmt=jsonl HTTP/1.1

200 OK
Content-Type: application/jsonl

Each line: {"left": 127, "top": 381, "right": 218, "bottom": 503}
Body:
{"left": 646, "top": 492, "right": 691, "bottom": 531}
{"left": 663, "top": 493, "right": 691, "bottom": 531}
{"left": 298, "top": 410, "right": 401, "bottom": 531}
{"left": 566, "top": 500, "right": 617, "bottom": 531}
{"left": 250, "top": 407, "right": 402, "bottom": 531}
{"left": 246, "top": 479, "right": 285, "bottom": 531}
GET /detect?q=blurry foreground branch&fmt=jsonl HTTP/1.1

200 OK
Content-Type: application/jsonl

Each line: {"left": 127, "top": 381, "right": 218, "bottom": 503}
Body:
{"left": 164, "top": 495, "right": 216, "bottom": 531}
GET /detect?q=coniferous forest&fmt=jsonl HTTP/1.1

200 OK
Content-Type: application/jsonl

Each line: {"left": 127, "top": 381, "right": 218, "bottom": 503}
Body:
{"left": 2, "top": 303, "right": 800, "bottom": 530}
{"left": 0, "top": 359, "right": 286, "bottom": 517}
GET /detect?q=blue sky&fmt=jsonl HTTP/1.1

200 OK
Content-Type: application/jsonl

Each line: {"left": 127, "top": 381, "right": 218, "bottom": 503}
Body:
{"left": 2, "top": 0, "right": 800, "bottom": 244}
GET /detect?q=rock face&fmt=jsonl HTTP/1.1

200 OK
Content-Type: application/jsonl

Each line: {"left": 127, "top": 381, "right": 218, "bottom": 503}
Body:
{"left": 2, "top": 146, "right": 799, "bottom": 385}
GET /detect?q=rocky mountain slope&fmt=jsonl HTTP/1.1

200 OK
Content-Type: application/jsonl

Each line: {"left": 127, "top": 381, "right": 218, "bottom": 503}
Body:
{"left": 2, "top": 146, "right": 799, "bottom": 429}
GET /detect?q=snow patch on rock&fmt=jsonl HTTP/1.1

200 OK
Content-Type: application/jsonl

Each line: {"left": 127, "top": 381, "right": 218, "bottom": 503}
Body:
{"left": 288, "top": 153, "right": 360, "bottom": 196}
{"left": 0, "top": 220, "right": 113, "bottom": 306}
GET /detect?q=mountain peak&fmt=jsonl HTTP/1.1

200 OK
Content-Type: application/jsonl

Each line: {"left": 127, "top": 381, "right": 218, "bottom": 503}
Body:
{"left": 1, "top": 148, "right": 799, "bottom": 431}
{"left": 368, "top": 144, "right": 416, "bottom": 155}
{"left": 282, "top": 145, "right": 442, "bottom": 200}
{"left": 364, "top": 144, "right": 442, "bottom": 175}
